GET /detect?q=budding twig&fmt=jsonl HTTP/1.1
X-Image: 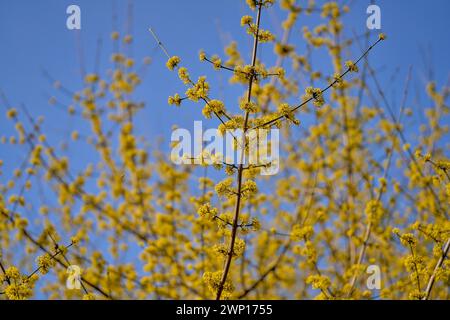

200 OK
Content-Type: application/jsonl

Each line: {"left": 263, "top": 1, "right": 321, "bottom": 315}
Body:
{"left": 252, "top": 37, "right": 384, "bottom": 130}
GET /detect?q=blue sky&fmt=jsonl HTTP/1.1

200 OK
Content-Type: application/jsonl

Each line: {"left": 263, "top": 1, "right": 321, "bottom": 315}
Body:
{"left": 1, "top": 0, "right": 449, "bottom": 158}
{"left": 0, "top": 0, "right": 449, "bottom": 298}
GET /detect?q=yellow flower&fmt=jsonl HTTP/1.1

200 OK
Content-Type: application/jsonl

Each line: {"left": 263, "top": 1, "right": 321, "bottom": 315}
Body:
{"left": 306, "top": 275, "right": 331, "bottom": 290}
{"left": 242, "top": 180, "right": 258, "bottom": 198}
{"left": 111, "top": 31, "right": 119, "bottom": 40}
{"left": 203, "top": 271, "right": 234, "bottom": 297}
{"left": 6, "top": 108, "right": 17, "bottom": 119}
{"left": 345, "top": 60, "right": 358, "bottom": 73}
{"left": 215, "top": 178, "right": 234, "bottom": 197}
{"left": 71, "top": 131, "right": 79, "bottom": 141}
{"left": 274, "top": 43, "right": 294, "bottom": 57}
{"left": 83, "top": 293, "right": 96, "bottom": 300}
{"left": 178, "top": 67, "right": 190, "bottom": 84}
{"left": 251, "top": 217, "right": 261, "bottom": 231}
{"left": 166, "top": 56, "right": 181, "bottom": 71}
{"left": 399, "top": 233, "right": 417, "bottom": 247}
{"left": 291, "top": 225, "right": 314, "bottom": 241}
{"left": 365, "top": 199, "right": 384, "bottom": 223}
{"left": 125, "top": 58, "right": 134, "bottom": 68}
{"left": 212, "top": 56, "right": 222, "bottom": 70}
{"left": 199, "top": 50, "right": 206, "bottom": 61}
{"left": 168, "top": 94, "right": 182, "bottom": 106}
{"left": 5, "top": 266, "right": 21, "bottom": 280}
{"left": 36, "top": 254, "right": 56, "bottom": 275}
{"left": 402, "top": 143, "right": 411, "bottom": 151}
{"left": 198, "top": 203, "right": 218, "bottom": 220}
{"left": 202, "top": 99, "right": 225, "bottom": 118}
{"left": 305, "top": 87, "right": 325, "bottom": 107}
{"left": 258, "top": 30, "right": 275, "bottom": 42}
{"left": 185, "top": 76, "right": 209, "bottom": 101}
{"left": 85, "top": 74, "right": 99, "bottom": 83}
{"left": 245, "top": 0, "right": 257, "bottom": 10}
{"left": 71, "top": 236, "right": 80, "bottom": 245}
{"left": 241, "top": 15, "right": 253, "bottom": 26}
{"left": 240, "top": 100, "right": 259, "bottom": 113}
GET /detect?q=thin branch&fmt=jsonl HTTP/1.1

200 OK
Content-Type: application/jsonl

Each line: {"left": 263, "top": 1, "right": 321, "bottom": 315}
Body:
{"left": 215, "top": 3, "right": 263, "bottom": 300}
{"left": 148, "top": 27, "right": 170, "bottom": 59}
{"left": 252, "top": 37, "right": 384, "bottom": 130}
{"left": 423, "top": 239, "right": 450, "bottom": 300}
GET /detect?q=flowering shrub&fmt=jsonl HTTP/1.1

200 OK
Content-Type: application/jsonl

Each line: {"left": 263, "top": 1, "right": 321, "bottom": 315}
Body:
{"left": 0, "top": 0, "right": 448, "bottom": 300}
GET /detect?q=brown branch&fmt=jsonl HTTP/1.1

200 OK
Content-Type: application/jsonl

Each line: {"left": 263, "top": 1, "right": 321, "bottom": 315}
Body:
{"left": 215, "top": 3, "right": 263, "bottom": 300}
{"left": 423, "top": 239, "right": 450, "bottom": 300}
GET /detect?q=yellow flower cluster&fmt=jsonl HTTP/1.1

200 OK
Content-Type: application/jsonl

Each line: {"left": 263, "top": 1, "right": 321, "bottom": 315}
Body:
{"left": 203, "top": 271, "right": 234, "bottom": 298}
{"left": 202, "top": 99, "right": 225, "bottom": 119}
{"left": 241, "top": 15, "right": 253, "bottom": 26}
{"left": 291, "top": 225, "right": 314, "bottom": 241}
{"left": 345, "top": 60, "right": 358, "bottom": 73}
{"left": 199, "top": 50, "right": 206, "bottom": 61}
{"left": 250, "top": 28, "right": 275, "bottom": 43}
{"left": 364, "top": 199, "right": 384, "bottom": 224}
{"left": 178, "top": 67, "right": 190, "bottom": 85}
{"left": 393, "top": 229, "right": 418, "bottom": 248}
{"left": 278, "top": 103, "right": 300, "bottom": 125}
{"left": 215, "top": 178, "right": 234, "bottom": 198}
{"left": 305, "top": 86, "right": 325, "bottom": 107}
{"left": 85, "top": 74, "right": 99, "bottom": 83}
{"left": 186, "top": 76, "right": 210, "bottom": 101}
{"left": 239, "top": 100, "right": 259, "bottom": 113}
{"left": 6, "top": 108, "right": 17, "bottom": 119}
{"left": 306, "top": 274, "right": 331, "bottom": 291}
{"left": 211, "top": 56, "right": 222, "bottom": 70}
{"left": 274, "top": 43, "right": 295, "bottom": 57}
{"left": 36, "top": 254, "right": 56, "bottom": 275}
{"left": 2, "top": 267, "right": 38, "bottom": 300}
{"left": 168, "top": 94, "right": 182, "bottom": 106}
{"left": 198, "top": 203, "right": 218, "bottom": 221}
{"left": 166, "top": 56, "right": 181, "bottom": 71}
{"left": 241, "top": 180, "right": 258, "bottom": 198}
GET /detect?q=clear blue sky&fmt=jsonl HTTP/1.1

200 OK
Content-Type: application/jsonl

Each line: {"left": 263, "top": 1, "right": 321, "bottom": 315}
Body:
{"left": 0, "top": 0, "right": 449, "bottom": 298}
